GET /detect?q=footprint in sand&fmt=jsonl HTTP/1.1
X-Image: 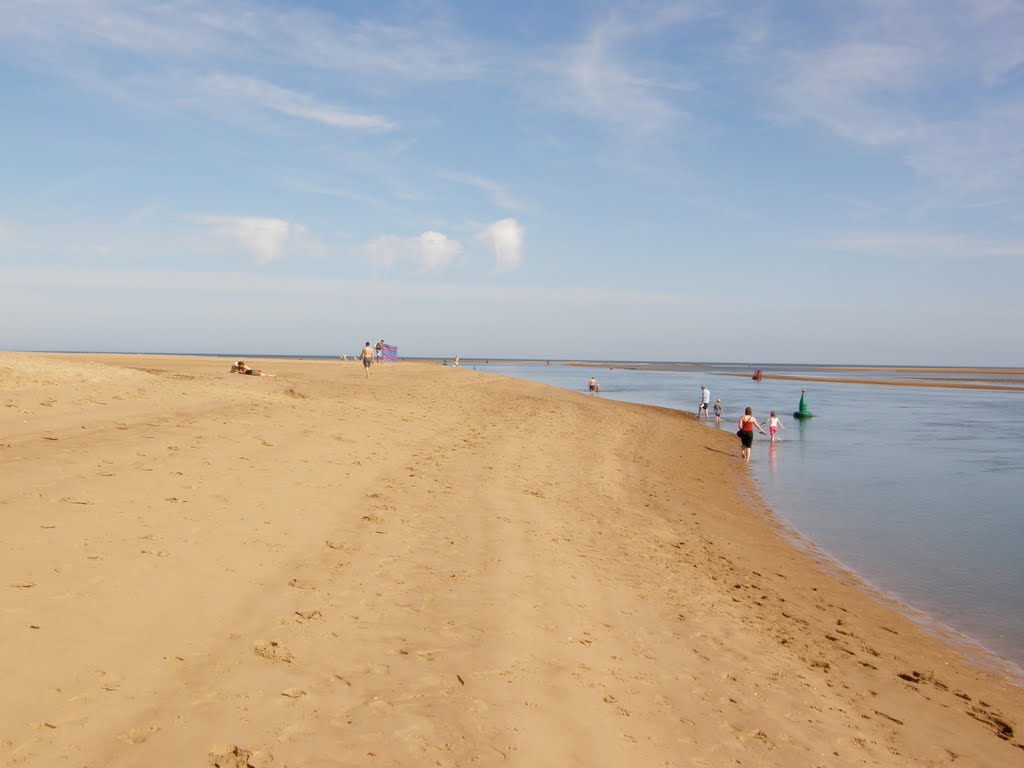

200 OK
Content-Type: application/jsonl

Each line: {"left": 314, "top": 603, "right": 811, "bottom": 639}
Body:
{"left": 254, "top": 641, "right": 294, "bottom": 664}
{"left": 117, "top": 724, "right": 161, "bottom": 744}
{"left": 209, "top": 744, "right": 274, "bottom": 768}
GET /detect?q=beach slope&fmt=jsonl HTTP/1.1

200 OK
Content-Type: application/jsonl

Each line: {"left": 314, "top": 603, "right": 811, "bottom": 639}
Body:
{"left": 1, "top": 353, "right": 1021, "bottom": 767}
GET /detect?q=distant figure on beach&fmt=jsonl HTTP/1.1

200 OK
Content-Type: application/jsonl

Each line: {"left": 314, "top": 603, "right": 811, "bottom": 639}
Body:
{"left": 737, "top": 406, "right": 766, "bottom": 462}
{"left": 713, "top": 399, "right": 723, "bottom": 424}
{"left": 360, "top": 342, "right": 374, "bottom": 378}
{"left": 375, "top": 340, "right": 384, "bottom": 364}
{"left": 699, "top": 386, "right": 711, "bottom": 420}
{"left": 588, "top": 377, "right": 599, "bottom": 394}
{"left": 767, "top": 411, "right": 786, "bottom": 442}
{"left": 231, "top": 361, "right": 274, "bottom": 377}
{"left": 453, "top": 356, "right": 460, "bottom": 368}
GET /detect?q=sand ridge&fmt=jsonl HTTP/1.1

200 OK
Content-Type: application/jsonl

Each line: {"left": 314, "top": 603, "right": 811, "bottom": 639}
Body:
{"left": 1, "top": 352, "right": 1021, "bottom": 767}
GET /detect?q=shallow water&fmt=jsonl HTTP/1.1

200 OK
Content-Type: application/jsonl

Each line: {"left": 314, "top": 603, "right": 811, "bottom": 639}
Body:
{"left": 473, "top": 362, "right": 1024, "bottom": 672}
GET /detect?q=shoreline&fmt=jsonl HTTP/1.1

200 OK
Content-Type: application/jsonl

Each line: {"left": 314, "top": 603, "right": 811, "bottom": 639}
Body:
{"left": 2, "top": 352, "right": 1021, "bottom": 766}
{"left": 762, "top": 503, "right": 1023, "bottom": 684}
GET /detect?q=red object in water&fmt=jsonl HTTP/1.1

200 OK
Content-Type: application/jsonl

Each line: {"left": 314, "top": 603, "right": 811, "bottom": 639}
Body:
{"left": 752, "top": 369, "right": 763, "bottom": 381}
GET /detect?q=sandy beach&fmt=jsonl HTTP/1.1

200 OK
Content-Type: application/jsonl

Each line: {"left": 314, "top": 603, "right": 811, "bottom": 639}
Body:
{"left": 1, "top": 353, "right": 1021, "bottom": 767}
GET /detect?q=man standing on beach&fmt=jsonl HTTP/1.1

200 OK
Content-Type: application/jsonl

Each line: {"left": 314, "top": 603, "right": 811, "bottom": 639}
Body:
{"left": 699, "top": 386, "right": 711, "bottom": 419}
{"left": 360, "top": 342, "right": 374, "bottom": 378}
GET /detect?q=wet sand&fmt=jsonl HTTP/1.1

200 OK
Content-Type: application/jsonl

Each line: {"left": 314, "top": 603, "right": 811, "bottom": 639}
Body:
{"left": 1, "top": 352, "right": 1021, "bottom": 767}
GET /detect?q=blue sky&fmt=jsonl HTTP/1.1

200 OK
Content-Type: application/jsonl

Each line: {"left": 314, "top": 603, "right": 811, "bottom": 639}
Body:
{"left": 1, "top": 0, "right": 1022, "bottom": 364}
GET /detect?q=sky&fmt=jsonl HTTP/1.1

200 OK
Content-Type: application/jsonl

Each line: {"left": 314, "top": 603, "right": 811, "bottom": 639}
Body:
{"left": 1, "top": 0, "right": 1023, "bottom": 365}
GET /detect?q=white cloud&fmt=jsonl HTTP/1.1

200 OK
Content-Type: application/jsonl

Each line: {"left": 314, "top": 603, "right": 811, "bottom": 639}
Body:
{"left": 418, "top": 231, "right": 462, "bottom": 270}
{"left": 196, "top": 74, "right": 396, "bottom": 131}
{"left": 197, "top": 215, "right": 300, "bottom": 264}
{"left": 366, "top": 231, "right": 463, "bottom": 273}
{"left": 478, "top": 218, "right": 524, "bottom": 272}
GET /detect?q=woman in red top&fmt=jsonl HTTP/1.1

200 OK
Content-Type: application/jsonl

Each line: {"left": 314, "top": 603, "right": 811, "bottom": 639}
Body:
{"left": 737, "top": 406, "right": 766, "bottom": 463}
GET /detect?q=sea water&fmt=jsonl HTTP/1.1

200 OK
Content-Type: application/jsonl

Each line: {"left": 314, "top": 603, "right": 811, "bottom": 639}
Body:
{"left": 472, "top": 362, "right": 1024, "bottom": 673}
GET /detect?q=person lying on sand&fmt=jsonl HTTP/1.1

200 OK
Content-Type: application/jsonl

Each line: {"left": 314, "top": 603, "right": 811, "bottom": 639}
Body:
{"left": 230, "top": 361, "right": 275, "bottom": 377}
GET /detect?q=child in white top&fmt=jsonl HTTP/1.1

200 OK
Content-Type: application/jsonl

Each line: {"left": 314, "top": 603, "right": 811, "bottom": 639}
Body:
{"left": 767, "top": 411, "right": 785, "bottom": 442}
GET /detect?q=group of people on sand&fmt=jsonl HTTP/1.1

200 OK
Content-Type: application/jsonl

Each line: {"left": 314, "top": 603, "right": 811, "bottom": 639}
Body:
{"left": 230, "top": 360, "right": 274, "bottom": 377}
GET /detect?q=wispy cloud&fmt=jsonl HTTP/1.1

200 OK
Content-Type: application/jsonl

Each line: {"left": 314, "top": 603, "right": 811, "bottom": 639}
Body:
{"left": 826, "top": 231, "right": 1024, "bottom": 260}
{"left": 196, "top": 74, "right": 395, "bottom": 131}
{"left": 439, "top": 172, "right": 525, "bottom": 211}
{"left": 195, "top": 215, "right": 315, "bottom": 264}
{"left": 0, "top": 1, "right": 482, "bottom": 80}
{"left": 558, "top": 25, "right": 684, "bottom": 132}
{"left": 531, "top": 4, "right": 711, "bottom": 135}
{"left": 284, "top": 180, "right": 385, "bottom": 208}
{"left": 477, "top": 218, "right": 525, "bottom": 272}
{"left": 775, "top": 42, "right": 923, "bottom": 145}
{"left": 0, "top": 1, "right": 478, "bottom": 144}
{"left": 767, "top": 1, "right": 1024, "bottom": 192}
{"left": 366, "top": 231, "right": 463, "bottom": 273}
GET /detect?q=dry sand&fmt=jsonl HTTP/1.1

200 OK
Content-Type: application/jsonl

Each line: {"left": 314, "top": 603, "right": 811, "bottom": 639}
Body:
{"left": 1, "top": 352, "right": 1022, "bottom": 767}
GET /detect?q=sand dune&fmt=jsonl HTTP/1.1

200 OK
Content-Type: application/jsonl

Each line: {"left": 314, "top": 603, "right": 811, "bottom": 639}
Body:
{"left": 1, "top": 353, "right": 1021, "bottom": 767}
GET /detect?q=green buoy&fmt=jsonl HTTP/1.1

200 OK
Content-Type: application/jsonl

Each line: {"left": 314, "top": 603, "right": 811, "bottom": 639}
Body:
{"left": 793, "top": 388, "right": 813, "bottom": 419}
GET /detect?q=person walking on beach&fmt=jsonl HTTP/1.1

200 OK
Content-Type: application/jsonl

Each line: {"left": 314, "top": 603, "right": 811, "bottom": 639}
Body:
{"left": 737, "top": 406, "right": 766, "bottom": 462}
{"left": 767, "top": 411, "right": 786, "bottom": 442}
{"left": 713, "top": 399, "right": 723, "bottom": 424}
{"left": 360, "top": 342, "right": 374, "bottom": 378}
{"left": 699, "top": 386, "right": 711, "bottom": 420}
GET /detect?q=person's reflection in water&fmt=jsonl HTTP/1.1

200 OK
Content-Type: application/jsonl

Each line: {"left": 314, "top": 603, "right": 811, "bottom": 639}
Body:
{"left": 769, "top": 441, "right": 778, "bottom": 474}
